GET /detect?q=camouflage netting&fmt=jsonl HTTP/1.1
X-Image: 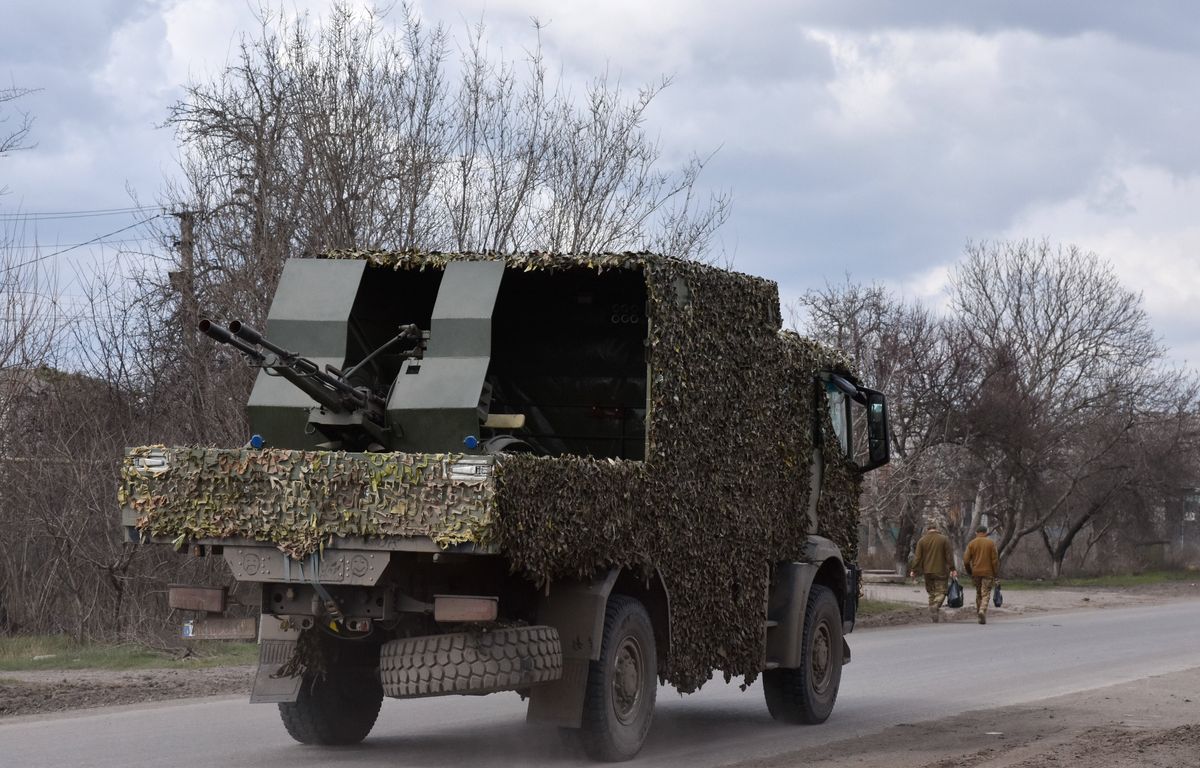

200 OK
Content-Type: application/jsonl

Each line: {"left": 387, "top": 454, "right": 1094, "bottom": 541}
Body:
{"left": 483, "top": 256, "right": 860, "bottom": 692}
{"left": 121, "top": 449, "right": 495, "bottom": 557}
{"left": 122, "top": 251, "right": 862, "bottom": 693}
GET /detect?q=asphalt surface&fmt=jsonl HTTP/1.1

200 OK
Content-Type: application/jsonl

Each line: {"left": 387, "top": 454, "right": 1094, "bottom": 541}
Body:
{"left": 3, "top": 601, "right": 1198, "bottom": 768}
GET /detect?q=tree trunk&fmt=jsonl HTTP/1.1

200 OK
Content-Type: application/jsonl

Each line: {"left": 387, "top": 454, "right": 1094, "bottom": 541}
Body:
{"left": 893, "top": 516, "right": 916, "bottom": 574}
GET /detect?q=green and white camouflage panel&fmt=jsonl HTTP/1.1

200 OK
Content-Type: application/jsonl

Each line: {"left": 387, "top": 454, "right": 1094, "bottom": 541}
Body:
{"left": 121, "top": 447, "right": 496, "bottom": 557}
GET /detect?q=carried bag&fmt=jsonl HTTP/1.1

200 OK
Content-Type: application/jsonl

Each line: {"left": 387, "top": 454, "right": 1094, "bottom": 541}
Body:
{"left": 993, "top": 581, "right": 1003, "bottom": 608}
{"left": 946, "top": 577, "right": 964, "bottom": 608}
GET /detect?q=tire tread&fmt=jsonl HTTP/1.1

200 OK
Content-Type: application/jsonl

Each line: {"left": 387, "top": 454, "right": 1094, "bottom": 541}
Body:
{"left": 379, "top": 626, "right": 562, "bottom": 698}
{"left": 278, "top": 668, "right": 383, "bottom": 745}
{"left": 763, "top": 583, "right": 843, "bottom": 725}
{"left": 575, "top": 595, "right": 657, "bottom": 762}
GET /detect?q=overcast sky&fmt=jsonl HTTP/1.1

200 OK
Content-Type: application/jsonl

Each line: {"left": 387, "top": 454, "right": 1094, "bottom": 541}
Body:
{"left": 3, "top": 1, "right": 1200, "bottom": 365}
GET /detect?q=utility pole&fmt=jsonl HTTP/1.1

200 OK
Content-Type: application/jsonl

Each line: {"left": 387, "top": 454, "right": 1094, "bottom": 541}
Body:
{"left": 175, "top": 209, "right": 196, "bottom": 331}
{"left": 172, "top": 209, "right": 200, "bottom": 434}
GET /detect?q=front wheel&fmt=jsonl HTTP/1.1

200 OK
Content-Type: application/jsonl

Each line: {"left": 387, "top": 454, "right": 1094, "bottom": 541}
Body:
{"left": 569, "top": 595, "right": 657, "bottom": 762}
{"left": 763, "top": 583, "right": 843, "bottom": 724}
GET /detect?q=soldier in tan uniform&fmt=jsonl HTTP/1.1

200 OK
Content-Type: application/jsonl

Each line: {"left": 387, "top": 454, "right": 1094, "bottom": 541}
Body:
{"left": 908, "top": 522, "right": 958, "bottom": 622}
{"left": 963, "top": 525, "right": 1000, "bottom": 624}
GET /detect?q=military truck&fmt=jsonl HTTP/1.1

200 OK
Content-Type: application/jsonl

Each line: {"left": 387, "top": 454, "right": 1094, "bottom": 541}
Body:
{"left": 120, "top": 251, "right": 889, "bottom": 762}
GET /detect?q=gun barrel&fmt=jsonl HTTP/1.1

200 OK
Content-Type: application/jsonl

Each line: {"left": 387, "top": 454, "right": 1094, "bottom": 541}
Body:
{"left": 228, "top": 321, "right": 291, "bottom": 359}
{"left": 226, "top": 319, "right": 369, "bottom": 413}
{"left": 317, "top": 366, "right": 371, "bottom": 407}
{"left": 198, "top": 319, "right": 265, "bottom": 361}
{"left": 342, "top": 323, "right": 423, "bottom": 381}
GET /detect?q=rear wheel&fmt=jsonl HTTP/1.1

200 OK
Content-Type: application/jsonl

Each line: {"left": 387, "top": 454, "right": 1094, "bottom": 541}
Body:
{"left": 279, "top": 665, "right": 383, "bottom": 745}
{"left": 763, "top": 583, "right": 842, "bottom": 724}
{"left": 567, "top": 595, "right": 657, "bottom": 762}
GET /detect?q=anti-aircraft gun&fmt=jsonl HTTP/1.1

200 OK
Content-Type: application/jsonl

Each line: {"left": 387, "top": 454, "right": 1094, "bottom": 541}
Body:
{"left": 198, "top": 318, "right": 422, "bottom": 451}
{"left": 121, "top": 252, "right": 890, "bottom": 762}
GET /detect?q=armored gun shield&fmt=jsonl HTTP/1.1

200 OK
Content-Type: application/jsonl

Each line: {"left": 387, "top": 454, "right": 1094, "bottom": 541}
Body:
{"left": 233, "top": 255, "right": 649, "bottom": 459}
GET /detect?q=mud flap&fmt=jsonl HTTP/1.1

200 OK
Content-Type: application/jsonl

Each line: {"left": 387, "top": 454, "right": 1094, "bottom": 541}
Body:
{"left": 250, "top": 624, "right": 303, "bottom": 704}
{"left": 527, "top": 570, "right": 619, "bottom": 727}
{"left": 525, "top": 658, "right": 590, "bottom": 726}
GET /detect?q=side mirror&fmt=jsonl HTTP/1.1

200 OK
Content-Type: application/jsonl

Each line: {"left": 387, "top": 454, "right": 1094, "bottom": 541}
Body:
{"left": 861, "top": 388, "right": 889, "bottom": 471}
{"left": 821, "top": 372, "right": 890, "bottom": 472}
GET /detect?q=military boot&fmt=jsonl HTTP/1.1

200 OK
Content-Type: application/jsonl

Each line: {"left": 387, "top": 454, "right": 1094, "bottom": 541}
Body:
{"left": 930, "top": 606, "right": 939, "bottom": 623}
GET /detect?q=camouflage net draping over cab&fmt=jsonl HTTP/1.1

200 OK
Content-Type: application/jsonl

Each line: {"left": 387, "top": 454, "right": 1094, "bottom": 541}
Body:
{"left": 121, "top": 251, "right": 862, "bottom": 693}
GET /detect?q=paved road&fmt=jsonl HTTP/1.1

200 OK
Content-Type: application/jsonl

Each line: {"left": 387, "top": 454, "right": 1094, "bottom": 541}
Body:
{"left": 3, "top": 601, "right": 1198, "bottom": 768}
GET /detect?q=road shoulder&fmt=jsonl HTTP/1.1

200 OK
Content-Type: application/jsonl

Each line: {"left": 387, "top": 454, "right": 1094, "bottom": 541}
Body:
{"left": 722, "top": 666, "right": 1200, "bottom": 768}
{"left": 0, "top": 665, "right": 253, "bottom": 718}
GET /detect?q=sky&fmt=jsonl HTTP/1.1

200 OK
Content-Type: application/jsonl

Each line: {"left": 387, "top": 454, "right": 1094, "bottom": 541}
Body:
{"left": 2, "top": 1, "right": 1200, "bottom": 364}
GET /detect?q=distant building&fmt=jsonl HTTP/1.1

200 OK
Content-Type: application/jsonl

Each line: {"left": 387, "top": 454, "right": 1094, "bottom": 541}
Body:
{"left": 1175, "top": 489, "right": 1200, "bottom": 552}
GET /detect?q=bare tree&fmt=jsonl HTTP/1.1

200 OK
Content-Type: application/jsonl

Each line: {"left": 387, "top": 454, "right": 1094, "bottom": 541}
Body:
{"left": 0, "top": 249, "right": 57, "bottom": 416}
{"left": 950, "top": 240, "right": 1173, "bottom": 568}
{"left": 0, "top": 82, "right": 36, "bottom": 196}
{"left": 163, "top": 3, "right": 728, "bottom": 269}
{"left": 0, "top": 238, "right": 62, "bottom": 634}
{"left": 0, "top": 82, "right": 35, "bottom": 156}
{"left": 0, "top": 248, "right": 242, "bottom": 641}
{"left": 1037, "top": 376, "right": 1200, "bottom": 576}
{"left": 794, "top": 281, "right": 974, "bottom": 571}
{"left": 794, "top": 245, "right": 1199, "bottom": 578}
{"left": 153, "top": 2, "right": 729, "bottom": 445}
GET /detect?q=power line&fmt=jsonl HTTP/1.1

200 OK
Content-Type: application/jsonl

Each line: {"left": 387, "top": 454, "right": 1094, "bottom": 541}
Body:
{"left": 4, "top": 237, "right": 160, "bottom": 250}
{"left": 0, "top": 205, "right": 166, "bottom": 220}
{"left": 1, "top": 213, "right": 166, "bottom": 274}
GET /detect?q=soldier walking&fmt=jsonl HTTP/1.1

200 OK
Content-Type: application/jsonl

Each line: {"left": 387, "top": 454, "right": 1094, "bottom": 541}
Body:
{"left": 963, "top": 525, "right": 1000, "bottom": 624}
{"left": 908, "top": 521, "right": 958, "bottom": 623}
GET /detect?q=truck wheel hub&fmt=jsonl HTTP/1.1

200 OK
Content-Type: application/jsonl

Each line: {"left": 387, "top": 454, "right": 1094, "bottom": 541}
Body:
{"left": 612, "top": 636, "right": 644, "bottom": 723}
{"left": 811, "top": 623, "right": 832, "bottom": 693}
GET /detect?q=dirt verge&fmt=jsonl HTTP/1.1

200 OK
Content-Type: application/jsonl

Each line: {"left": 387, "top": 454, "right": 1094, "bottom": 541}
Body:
{"left": 722, "top": 666, "right": 1200, "bottom": 768}
{"left": 0, "top": 666, "right": 253, "bottom": 718}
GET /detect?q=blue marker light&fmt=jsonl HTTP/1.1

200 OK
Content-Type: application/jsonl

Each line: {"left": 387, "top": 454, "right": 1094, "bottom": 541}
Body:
{"left": 249, "top": 434, "right": 265, "bottom": 449}
{"left": 463, "top": 435, "right": 479, "bottom": 450}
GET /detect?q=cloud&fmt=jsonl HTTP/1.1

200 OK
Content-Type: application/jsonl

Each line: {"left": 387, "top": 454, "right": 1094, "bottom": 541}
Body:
{"left": 643, "top": 21, "right": 1200, "bottom": 302}
{"left": 1002, "top": 163, "right": 1200, "bottom": 365}
{"left": 409, "top": 3, "right": 1200, "bottom": 371}
{"left": 95, "top": 8, "right": 173, "bottom": 119}
{"left": 4, "top": 0, "right": 1200, "bottom": 365}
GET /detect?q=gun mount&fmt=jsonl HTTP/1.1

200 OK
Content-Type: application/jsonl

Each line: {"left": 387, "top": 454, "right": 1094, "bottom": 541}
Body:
{"left": 199, "top": 318, "right": 423, "bottom": 451}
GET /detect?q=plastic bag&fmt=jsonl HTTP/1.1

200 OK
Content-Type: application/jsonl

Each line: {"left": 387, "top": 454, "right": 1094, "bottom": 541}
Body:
{"left": 993, "top": 581, "right": 1003, "bottom": 608}
{"left": 947, "top": 577, "right": 964, "bottom": 608}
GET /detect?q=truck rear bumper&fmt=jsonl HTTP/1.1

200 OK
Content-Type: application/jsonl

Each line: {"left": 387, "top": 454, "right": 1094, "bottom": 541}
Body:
{"left": 224, "top": 547, "right": 389, "bottom": 586}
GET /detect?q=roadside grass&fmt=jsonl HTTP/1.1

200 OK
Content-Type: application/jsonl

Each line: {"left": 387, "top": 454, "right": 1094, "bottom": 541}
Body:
{"left": 1001, "top": 570, "right": 1198, "bottom": 590}
{"left": 858, "top": 598, "right": 914, "bottom": 616}
{"left": 0, "top": 636, "right": 257, "bottom": 672}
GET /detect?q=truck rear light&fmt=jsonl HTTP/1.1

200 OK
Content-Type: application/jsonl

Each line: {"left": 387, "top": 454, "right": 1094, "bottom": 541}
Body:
{"left": 433, "top": 595, "right": 498, "bottom": 623}
{"left": 169, "top": 585, "right": 227, "bottom": 613}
